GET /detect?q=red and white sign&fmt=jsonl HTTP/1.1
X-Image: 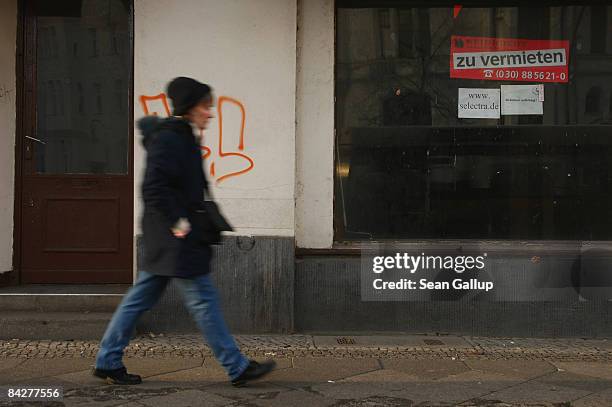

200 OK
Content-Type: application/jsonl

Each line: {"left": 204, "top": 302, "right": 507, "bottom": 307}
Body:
{"left": 450, "top": 36, "right": 569, "bottom": 83}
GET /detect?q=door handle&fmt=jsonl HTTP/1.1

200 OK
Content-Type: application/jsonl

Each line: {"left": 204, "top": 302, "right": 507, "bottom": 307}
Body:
{"left": 25, "top": 135, "right": 46, "bottom": 144}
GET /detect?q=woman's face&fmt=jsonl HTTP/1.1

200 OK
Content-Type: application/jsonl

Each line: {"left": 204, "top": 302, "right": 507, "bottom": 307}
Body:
{"left": 186, "top": 96, "right": 215, "bottom": 130}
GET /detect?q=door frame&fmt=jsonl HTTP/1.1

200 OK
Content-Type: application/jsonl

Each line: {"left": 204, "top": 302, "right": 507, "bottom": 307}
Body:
{"left": 10, "top": 0, "right": 135, "bottom": 286}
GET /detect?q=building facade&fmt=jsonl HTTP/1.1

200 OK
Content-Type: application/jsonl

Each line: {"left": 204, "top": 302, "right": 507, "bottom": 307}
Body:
{"left": 0, "top": 0, "right": 611, "bottom": 337}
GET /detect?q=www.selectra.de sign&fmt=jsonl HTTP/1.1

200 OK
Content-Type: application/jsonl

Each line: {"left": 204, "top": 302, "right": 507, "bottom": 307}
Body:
{"left": 450, "top": 35, "right": 570, "bottom": 83}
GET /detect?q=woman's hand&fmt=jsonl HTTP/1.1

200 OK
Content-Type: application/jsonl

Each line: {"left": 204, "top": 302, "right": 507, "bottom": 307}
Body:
{"left": 171, "top": 217, "right": 191, "bottom": 238}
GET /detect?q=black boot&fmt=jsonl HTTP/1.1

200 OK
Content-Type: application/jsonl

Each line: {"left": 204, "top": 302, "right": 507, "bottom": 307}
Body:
{"left": 231, "top": 360, "right": 276, "bottom": 387}
{"left": 93, "top": 367, "right": 142, "bottom": 385}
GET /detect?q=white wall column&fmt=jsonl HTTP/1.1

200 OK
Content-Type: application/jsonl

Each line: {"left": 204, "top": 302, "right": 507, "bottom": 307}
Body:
{"left": 295, "top": 0, "right": 335, "bottom": 248}
{"left": 0, "top": 0, "right": 17, "bottom": 273}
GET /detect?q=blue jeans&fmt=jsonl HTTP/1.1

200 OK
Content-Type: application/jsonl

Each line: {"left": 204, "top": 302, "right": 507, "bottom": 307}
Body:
{"left": 95, "top": 271, "right": 249, "bottom": 380}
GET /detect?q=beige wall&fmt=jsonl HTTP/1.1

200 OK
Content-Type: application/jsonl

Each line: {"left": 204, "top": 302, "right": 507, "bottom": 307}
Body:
{"left": 134, "top": 0, "right": 297, "bottom": 237}
{"left": 295, "top": 0, "right": 335, "bottom": 248}
{"left": 0, "top": 0, "right": 17, "bottom": 272}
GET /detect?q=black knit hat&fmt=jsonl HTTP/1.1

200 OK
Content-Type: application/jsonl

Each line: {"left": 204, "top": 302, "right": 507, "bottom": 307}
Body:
{"left": 166, "top": 77, "right": 212, "bottom": 116}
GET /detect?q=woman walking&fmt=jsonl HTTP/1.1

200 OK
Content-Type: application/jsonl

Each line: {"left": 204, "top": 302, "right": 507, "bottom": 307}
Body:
{"left": 93, "top": 77, "right": 275, "bottom": 387}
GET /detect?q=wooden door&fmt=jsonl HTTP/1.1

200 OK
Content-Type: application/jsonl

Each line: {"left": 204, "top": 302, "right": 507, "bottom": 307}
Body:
{"left": 19, "top": 0, "right": 133, "bottom": 283}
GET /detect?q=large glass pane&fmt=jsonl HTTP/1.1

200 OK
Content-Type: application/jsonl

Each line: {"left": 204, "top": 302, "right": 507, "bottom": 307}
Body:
{"left": 336, "top": 4, "right": 612, "bottom": 241}
{"left": 35, "top": 0, "right": 130, "bottom": 174}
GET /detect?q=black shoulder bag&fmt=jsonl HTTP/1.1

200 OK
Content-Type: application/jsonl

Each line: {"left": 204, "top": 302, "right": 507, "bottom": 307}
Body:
{"left": 193, "top": 183, "right": 233, "bottom": 245}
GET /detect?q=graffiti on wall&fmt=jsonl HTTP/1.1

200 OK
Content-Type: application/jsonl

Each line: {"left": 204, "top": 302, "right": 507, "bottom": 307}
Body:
{"left": 139, "top": 93, "right": 254, "bottom": 185}
{"left": 139, "top": 93, "right": 171, "bottom": 116}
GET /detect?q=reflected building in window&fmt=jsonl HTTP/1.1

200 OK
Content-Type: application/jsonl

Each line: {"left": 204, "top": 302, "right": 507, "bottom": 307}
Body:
{"left": 335, "top": 4, "right": 612, "bottom": 241}
{"left": 35, "top": 0, "right": 130, "bottom": 175}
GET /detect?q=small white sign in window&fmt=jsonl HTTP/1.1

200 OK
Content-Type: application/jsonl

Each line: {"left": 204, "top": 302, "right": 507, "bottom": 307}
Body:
{"left": 457, "top": 88, "right": 501, "bottom": 119}
{"left": 501, "top": 84, "right": 544, "bottom": 115}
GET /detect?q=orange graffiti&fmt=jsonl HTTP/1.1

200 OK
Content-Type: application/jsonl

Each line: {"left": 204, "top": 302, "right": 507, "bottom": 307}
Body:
{"left": 139, "top": 93, "right": 171, "bottom": 116}
{"left": 200, "top": 145, "right": 212, "bottom": 160}
{"left": 216, "top": 96, "right": 254, "bottom": 184}
{"left": 138, "top": 92, "right": 255, "bottom": 185}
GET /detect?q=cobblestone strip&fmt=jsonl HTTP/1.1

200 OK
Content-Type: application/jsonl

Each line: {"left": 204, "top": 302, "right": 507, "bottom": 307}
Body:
{"left": 0, "top": 335, "right": 610, "bottom": 361}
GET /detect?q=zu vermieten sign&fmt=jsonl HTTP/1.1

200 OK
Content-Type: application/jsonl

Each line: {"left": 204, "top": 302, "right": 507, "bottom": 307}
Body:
{"left": 450, "top": 35, "right": 569, "bottom": 83}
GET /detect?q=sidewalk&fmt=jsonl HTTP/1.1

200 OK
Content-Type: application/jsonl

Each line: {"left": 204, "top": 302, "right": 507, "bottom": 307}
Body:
{"left": 0, "top": 335, "right": 610, "bottom": 406}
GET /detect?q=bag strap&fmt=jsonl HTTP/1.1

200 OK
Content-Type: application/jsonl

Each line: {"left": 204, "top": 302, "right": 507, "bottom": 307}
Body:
{"left": 203, "top": 181, "right": 214, "bottom": 201}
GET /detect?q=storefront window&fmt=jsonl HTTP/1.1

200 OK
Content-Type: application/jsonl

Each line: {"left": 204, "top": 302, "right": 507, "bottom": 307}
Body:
{"left": 335, "top": 2, "right": 612, "bottom": 241}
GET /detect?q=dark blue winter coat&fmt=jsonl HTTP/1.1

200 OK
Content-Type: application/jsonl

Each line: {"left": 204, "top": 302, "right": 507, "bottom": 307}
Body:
{"left": 138, "top": 116, "right": 212, "bottom": 277}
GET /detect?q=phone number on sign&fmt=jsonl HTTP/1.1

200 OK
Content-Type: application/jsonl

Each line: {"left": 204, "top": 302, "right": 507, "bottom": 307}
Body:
{"left": 3, "top": 388, "right": 62, "bottom": 400}
{"left": 488, "top": 70, "right": 567, "bottom": 81}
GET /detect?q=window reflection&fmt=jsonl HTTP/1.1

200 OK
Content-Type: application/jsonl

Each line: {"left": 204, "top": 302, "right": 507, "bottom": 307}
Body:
{"left": 35, "top": 0, "right": 130, "bottom": 174}
{"left": 335, "top": 4, "right": 612, "bottom": 241}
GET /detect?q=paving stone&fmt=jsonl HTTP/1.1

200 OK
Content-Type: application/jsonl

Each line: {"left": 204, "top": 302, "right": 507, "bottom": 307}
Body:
{"left": 0, "top": 358, "right": 95, "bottom": 384}
{"left": 57, "top": 368, "right": 109, "bottom": 387}
{"left": 313, "top": 335, "right": 471, "bottom": 348}
{"left": 339, "top": 368, "right": 420, "bottom": 389}
{"left": 337, "top": 371, "right": 517, "bottom": 405}
{"left": 244, "top": 388, "right": 335, "bottom": 407}
{"left": 138, "top": 389, "right": 233, "bottom": 407}
{"left": 203, "top": 356, "right": 292, "bottom": 373}
{"left": 1, "top": 335, "right": 610, "bottom": 361}
{"left": 0, "top": 403, "right": 62, "bottom": 407}
{"left": 122, "top": 381, "right": 198, "bottom": 392}
{"left": 535, "top": 370, "right": 612, "bottom": 393}
{"left": 433, "top": 370, "right": 525, "bottom": 403}
{"left": 380, "top": 358, "right": 470, "bottom": 380}
{"left": 123, "top": 357, "right": 204, "bottom": 378}
{"left": 63, "top": 396, "right": 136, "bottom": 407}
{"left": 457, "top": 401, "right": 534, "bottom": 407}
{"left": 321, "top": 394, "right": 417, "bottom": 406}
{"left": 64, "top": 369, "right": 199, "bottom": 390}
{"left": 268, "top": 357, "right": 380, "bottom": 386}
{"left": 552, "top": 361, "right": 612, "bottom": 380}
{"left": 571, "top": 388, "right": 612, "bottom": 407}
{"left": 0, "top": 335, "right": 610, "bottom": 406}
{"left": 381, "top": 380, "right": 500, "bottom": 404}
{"left": 482, "top": 379, "right": 592, "bottom": 404}
{"left": 235, "top": 335, "right": 314, "bottom": 349}
{"left": 468, "top": 337, "right": 612, "bottom": 352}
{"left": 464, "top": 359, "right": 557, "bottom": 380}
{"left": 0, "top": 358, "right": 25, "bottom": 373}
{"left": 144, "top": 357, "right": 292, "bottom": 386}
{"left": 143, "top": 365, "right": 226, "bottom": 384}
{"left": 308, "top": 381, "right": 395, "bottom": 401}
{"left": 438, "top": 369, "right": 519, "bottom": 384}
{"left": 63, "top": 385, "right": 184, "bottom": 406}
{"left": 201, "top": 382, "right": 292, "bottom": 404}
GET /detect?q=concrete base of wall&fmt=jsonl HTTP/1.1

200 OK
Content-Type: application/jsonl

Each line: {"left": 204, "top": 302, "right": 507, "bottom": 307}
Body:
{"left": 136, "top": 241, "right": 611, "bottom": 337}
{"left": 294, "top": 257, "right": 612, "bottom": 338}
{"left": 136, "top": 236, "right": 295, "bottom": 334}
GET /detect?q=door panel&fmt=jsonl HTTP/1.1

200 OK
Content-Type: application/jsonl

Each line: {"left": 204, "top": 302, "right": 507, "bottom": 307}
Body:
{"left": 20, "top": 0, "right": 133, "bottom": 283}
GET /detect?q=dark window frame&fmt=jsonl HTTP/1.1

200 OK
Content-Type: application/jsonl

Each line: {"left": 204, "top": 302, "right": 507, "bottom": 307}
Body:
{"left": 332, "top": 1, "right": 612, "bottom": 249}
